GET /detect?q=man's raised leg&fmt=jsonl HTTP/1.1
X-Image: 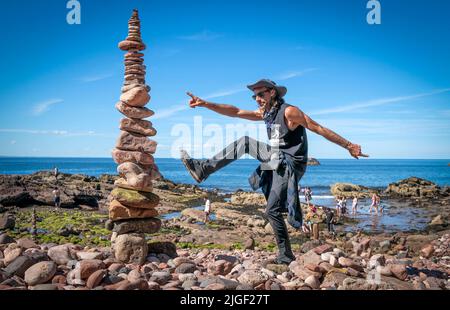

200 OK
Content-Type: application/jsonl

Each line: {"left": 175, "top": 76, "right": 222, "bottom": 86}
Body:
{"left": 181, "top": 136, "right": 272, "bottom": 183}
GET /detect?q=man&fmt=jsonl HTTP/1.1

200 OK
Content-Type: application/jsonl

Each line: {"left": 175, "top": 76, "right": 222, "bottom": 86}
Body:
{"left": 181, "top": 79, "right": 368, "bottom": 265}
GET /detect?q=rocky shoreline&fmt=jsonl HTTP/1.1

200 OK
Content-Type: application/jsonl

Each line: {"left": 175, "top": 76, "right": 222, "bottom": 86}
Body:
{"left": 0, "top": 171, "right": 449, "bottom": 290}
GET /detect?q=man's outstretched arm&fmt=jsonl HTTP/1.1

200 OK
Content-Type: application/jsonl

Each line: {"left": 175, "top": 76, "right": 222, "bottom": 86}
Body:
{"left": 285, "top": 106, "right": 369, "bottom": 159}
{"left": 187, "top": 92, "right": 263, "bottom": 121}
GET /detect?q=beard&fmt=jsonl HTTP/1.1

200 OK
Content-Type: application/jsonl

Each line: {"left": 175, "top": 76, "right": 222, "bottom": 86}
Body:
{"left": 258, "top": 97, "right": 275, "bottom": 115}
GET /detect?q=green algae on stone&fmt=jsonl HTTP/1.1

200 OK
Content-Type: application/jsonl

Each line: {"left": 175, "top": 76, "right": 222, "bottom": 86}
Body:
{"left": 10, "top": 209, "right": 111, "bottom": 247}
{"left": 111, "top": 187, "right": 160, "bottom": 208}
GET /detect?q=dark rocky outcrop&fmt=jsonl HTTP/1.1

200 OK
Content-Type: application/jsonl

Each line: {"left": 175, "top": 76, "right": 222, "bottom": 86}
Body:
{"left": 385, "top": 177, "right": 447, "bottom": 199}
{"left": 0, "top": 172, "right": 115, "bottom": 209}
{"left": 330, "top": 183, "right": 378, "bottom": 198}
{"left": 307, "top": 158, "right": 321, "bottom": 166}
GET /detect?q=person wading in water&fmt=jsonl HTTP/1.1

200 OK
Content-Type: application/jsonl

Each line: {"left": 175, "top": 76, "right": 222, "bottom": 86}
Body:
{"left": 181, "top": 79, "right": 368, "bottom": 265}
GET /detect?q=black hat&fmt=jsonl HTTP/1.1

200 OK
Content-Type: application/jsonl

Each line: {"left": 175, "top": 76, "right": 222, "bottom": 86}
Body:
{"left": 247, "top": 79, "right": 287, "bottom": 97}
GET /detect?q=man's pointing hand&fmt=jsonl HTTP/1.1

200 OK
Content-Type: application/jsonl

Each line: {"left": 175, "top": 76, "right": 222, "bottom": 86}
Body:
{"left": 187, "top": 92, "right": 207, "bottom": 108}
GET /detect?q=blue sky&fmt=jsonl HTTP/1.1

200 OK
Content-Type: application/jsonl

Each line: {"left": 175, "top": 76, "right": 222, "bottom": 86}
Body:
{"left": 0, "top": 0, "right": 449, "bottom": 159}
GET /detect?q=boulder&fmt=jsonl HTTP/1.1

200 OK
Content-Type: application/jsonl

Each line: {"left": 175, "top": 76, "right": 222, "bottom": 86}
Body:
{"left": 237, "top": 270, "right": 269, "bottom": 287}
{"left": 76, "top": 259, "right": 105, "bottom": 280}
{"left": 47, "top": 244, "right": 77, "bottom": 265}
{"left": 0, "top": 234, "right": 15, "bottom": 245}
{"left": 113, "top": 233, "right": 148, "bottom": 265}
{"left": 147, "top": 242, "right": 177, "bottom": 258}
{"left": 0, "top": 213, "right": 15, "bottom": 230}
{"left": 24, "top": 261, "right": 57, "bottom": 286}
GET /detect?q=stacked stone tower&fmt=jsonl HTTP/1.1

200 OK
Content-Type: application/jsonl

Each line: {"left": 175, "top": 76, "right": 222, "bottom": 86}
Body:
{"left": 108, "top": 9, "right": 161, "bottom": 265}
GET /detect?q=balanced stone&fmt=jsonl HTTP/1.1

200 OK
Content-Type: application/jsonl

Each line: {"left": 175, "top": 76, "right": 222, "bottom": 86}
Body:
{"left": 115, "top": 177, "right": 153, "bottom": 193}
{"left": 118, "top": 40, "right": 146, "bottom": 51}
{"left": 120, "top": 118, "right": 156, "bottom": 137}
{"left": 116, "top": 131, "right": 157, "bottom": 154}
{"left": 118, "top": 161, "right": 144, "bottom": 176}
{"left": 110, "top": 187, "right": 159, "bottom": 209}
{"left": 112, "top": 148, "right": 154, "bottom": 165}
{"left": 115, "top": 101, "right": 154, "bottom": 119}
{"left": 125, "top": 74, "right": 145, "bottom": 81}
{"left": 120, "top": 86, "right": 150, "bottom": 107}
{"left": 123, "top": 79, "right": 145, "bottom": 86}
{"left": 117, "top": 162, "right": 154, "bottom": 190}
{"left": 121, "top": 84, "right": 150, "bottom": 93}
{"left": 113, "top": 233, "right": 148, "bottom": 265}
{"left": 125, "top": 69, "right": 146, "bottom": 76}
{"left": 112, "top": 218, "right": 162, "bottom": 235}
{"left": 109, "top": 199, "right": 158, "bottom": 220}
{"left": 124, "top": 58, "right": 144, "bottom": 64}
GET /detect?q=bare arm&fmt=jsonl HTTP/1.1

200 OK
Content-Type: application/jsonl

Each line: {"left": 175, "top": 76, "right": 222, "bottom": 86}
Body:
{"left": 285, "top": 106, "right": 369, "bottom": 159}
{"left": 187, "top": 92, "right": 263, "bottom": 121}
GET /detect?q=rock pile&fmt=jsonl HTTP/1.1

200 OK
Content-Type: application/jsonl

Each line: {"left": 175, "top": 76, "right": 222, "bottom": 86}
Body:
{"left": 0, "top": 233, "right": 448, "bottom": 290}
{"left": 109, "top": 9, "right": 161, "bottom": 264}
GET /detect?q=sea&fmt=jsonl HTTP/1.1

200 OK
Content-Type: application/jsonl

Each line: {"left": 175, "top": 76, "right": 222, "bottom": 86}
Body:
{"left": 1, "top": 157, "right": 449, "bottom": 232}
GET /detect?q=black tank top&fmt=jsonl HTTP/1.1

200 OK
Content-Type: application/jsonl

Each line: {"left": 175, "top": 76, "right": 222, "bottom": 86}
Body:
{"left": 266, "top": 103, "right": 308, "bottom": 168}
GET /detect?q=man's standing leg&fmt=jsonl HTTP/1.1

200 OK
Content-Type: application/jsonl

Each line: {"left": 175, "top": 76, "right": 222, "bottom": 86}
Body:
{"left": 265, "top": 168, "right": 295, "bottom": 264}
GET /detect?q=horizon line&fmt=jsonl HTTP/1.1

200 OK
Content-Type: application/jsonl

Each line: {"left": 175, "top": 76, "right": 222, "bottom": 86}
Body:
{"left": 0, "top": 155, "right": 449, "bottom": 161}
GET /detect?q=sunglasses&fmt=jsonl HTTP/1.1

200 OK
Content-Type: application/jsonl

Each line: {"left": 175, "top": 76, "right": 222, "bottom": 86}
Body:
{"left": 252, "top": 89, "right": 271, "bottom": 100}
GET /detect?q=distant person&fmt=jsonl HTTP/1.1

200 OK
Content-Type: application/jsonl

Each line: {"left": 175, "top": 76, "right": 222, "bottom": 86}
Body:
{"left": 53, "top": 187, "right": 61, "bottom": 209}
{"left": 305, "top": 187, "right": 312, "bottom": 205}
{"left": 369, "top": 193, "right": 377, "bottom": 214}
{"left": 325, "top": 208, "right": 335, "bottom": 234}
{"left": 352, "top": 196, "right": 358, "bottom": 215}
{"left": 376, "top": 194, "right": 382, "bottom": 215}
{"left": 204, "top": 198, "right": 211, "bottom": 223}
{"left": 54, "top": 167, "right": 59, "bottom": 185}
{"left": 335, "top": 196, "right": 342, "bottom": 218}
{"left": 341, "top": 197, "right": 347, "bottom": 215}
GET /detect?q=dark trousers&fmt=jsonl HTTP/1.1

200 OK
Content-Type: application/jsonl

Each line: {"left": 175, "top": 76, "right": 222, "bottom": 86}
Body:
{"left": 198, "top": 136, "right": 296, "bottom": 263}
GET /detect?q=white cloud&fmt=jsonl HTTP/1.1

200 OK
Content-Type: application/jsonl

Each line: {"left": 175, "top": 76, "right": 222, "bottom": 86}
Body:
{"left": 0, "top": 129, "right": 108, "bottom": 137}
{"left": 32, "top": 99, "right": 64, "bottom": 116}
{"left": 152, "top": 105, "right": 188, "bottom": 120}
{"left": 310, "top": 88, "right": 450, "bottom": 116}
{"left": 153, "top": 88, "right": 246, "bottom": 120}
{"left": 277, "top": 68, "right": 318, "bottom": 81}
{"left": 80, "top": 73, "right": 113, "bottom": 83}
{"left": 178, "top": 30, "right": 223, "bottom": 41}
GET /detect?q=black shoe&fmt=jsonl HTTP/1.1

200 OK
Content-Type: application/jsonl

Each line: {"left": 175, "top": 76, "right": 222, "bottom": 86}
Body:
{"left": 180, "top": 150, "right": 205, "bottom": 183}
{"left": 262, "top": 257, "right": 293, "bottom": 267}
